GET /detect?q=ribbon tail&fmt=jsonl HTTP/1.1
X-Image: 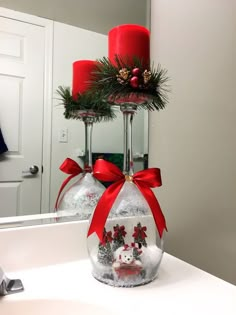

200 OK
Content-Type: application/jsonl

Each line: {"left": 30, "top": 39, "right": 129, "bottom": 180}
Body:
{"left": 54, "top": 173, "right": 79, "bottom": 210}
{"left": 135, "top": 182, "right": 167, "bottom": 238}
{"left": 87, "top": 180, "right": 124, "bottom": 242}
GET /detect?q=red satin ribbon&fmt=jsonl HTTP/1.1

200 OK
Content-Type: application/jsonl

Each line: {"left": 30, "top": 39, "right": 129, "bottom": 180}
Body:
{"left": 87, "top": 159, "right": 167, "bottom": 241}
{"left": 54, "top": 158, "right": 83, "bottom": 210}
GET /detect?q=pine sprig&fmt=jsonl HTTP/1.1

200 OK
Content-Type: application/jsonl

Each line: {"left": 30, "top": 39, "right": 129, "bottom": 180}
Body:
{"left": 91, "top": 55, "right": 170, "bottom": 111}
{"left": 56, "top": 86, "right": 116, "bottom": 122}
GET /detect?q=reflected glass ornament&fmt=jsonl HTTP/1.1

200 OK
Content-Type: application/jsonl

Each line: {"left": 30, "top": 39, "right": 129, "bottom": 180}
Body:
{"left": 57, "top": 172, "right": 105, "bottom": 220}
{"left": 87, "top": 104, "right": 166, "bottom": 287}
{"left": 56, "top": 111, "right": 105, "bottom": 220}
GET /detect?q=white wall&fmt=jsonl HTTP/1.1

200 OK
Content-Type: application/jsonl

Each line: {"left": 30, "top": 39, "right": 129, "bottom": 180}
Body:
{"left": 0, "top": 0, "right": 148, "bottom": 35}
{"left": 50, "top": 22, "right": 146, "bottom": 210}
{"left": 150, "top": 0, "right": 236, "bottom": 284}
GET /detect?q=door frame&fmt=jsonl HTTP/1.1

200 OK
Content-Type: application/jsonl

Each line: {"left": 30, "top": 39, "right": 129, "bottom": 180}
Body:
{"left": 0, "top": 7, "right": 53, "bottom": 213}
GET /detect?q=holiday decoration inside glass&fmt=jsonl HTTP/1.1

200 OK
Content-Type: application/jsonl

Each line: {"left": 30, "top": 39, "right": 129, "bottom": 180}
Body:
{"left": 87, "top": 104, "right": 166, "bottom": 287}
{"left": 54, "top": 60, "right": 115, "bottom": 219}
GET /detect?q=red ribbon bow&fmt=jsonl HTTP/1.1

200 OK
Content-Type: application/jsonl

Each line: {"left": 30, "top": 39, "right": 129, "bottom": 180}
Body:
{"left": 132, "top": 226, "right": 147, "bottom": 240}
{"left": 87, "top": 159, "right": 167, "bottom": 242}
{"left": 123, "top": 244, "right": 130, "bottom": 251}
{"left": 54, "top": 158, "right": 83, "bottom": 210}
{"left": 101, "top": 230, "right": 113, "bottom": 246}
{"left": 113, "top": 225, "right": 127, "bottom": 238}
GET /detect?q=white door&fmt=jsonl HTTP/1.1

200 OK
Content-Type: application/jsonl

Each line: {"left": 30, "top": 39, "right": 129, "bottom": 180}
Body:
{"left": 0, "top": 16, "right": 45, "bottom": 217}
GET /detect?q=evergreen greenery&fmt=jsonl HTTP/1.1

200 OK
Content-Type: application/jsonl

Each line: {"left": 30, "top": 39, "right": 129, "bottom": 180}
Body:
{"left": 91, "top": 55, "right": 169, "bottom": 111}
{"left": 132, "top": 222, "right": 147, "bottom": 261}
{"left": 97, "top": 228, "right": 113, "bottom": 266}
{"left": 133, "top": 222, "right": 147, "bottom": 247}
{"left": 56, "top": 86, "right": 116, "bottom": 122}
{"left": 112, "top": 224, "right": 127, "bottom": 252}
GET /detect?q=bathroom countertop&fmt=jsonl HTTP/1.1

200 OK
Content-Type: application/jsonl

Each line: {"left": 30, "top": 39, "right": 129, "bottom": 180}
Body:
{"left": 0, "top": 221, "right": 235, "bottom": 314}
{"left": 2, "top": 253, "right": 236, "bottom": 315}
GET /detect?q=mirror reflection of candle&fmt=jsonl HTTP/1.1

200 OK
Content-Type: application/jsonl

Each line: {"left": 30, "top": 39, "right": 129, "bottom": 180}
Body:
{"left": 72, "top": 60, "right": 97, "bottom": 99}
{"left": 56, "top": 59, "right": 106, "bottom": 218}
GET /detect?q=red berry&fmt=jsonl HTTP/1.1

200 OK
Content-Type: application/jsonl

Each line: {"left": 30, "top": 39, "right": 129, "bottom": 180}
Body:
{"left": 132, "top": 68, "right": 140, "bottom": 76}
{"left": 130, "top": 76, "right": 139, "bottom": 88}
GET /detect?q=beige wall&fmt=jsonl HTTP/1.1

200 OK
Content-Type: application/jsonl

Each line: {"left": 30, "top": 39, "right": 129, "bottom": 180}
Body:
{"left": 150, "top": 0, "right": 236, "bottom": 285}
{"left": 0, "top": 0, "right": 149, "bottom": 34}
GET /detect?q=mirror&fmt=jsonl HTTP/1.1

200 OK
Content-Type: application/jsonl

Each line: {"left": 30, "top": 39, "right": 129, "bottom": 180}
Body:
{"left": 0, "top": 0, "right": 150, "bottom": 227}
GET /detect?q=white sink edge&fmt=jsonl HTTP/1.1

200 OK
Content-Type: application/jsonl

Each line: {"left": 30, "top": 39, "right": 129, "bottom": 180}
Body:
{"left": 0, "top": 220, "right": 89, "bottom": 272}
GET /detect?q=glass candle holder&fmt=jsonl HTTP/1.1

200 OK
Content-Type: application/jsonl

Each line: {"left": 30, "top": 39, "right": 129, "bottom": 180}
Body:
{"left": 56, "top": 111, "right": 105, "bottom": 220}
{"left": 87, "top": 104, "right": 166, "bottom": 287}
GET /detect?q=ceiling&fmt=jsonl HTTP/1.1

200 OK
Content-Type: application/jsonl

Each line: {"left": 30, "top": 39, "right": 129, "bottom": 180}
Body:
{"left": 1, "top": 0, "right": 150, "bottom": 34}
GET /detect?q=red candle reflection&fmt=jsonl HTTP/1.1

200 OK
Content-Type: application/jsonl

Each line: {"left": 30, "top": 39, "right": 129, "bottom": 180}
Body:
{"left": 72, "top": 60, "right": 97, "bottom": 99}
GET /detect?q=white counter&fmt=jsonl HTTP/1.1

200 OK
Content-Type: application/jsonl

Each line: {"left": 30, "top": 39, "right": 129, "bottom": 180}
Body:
{"left": 0, "top": 221, "right": 235, "bottom": 314}
{"left": 0, "top": 254, "right": 235, "bottom": 315}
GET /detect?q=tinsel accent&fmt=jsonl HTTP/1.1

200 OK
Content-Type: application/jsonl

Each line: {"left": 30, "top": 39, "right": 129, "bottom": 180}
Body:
{"left": 56, "top": 86, "right": 116, "bottom": 122}
{"left": 90, "top": 55, "right": 169, "bottom": 111}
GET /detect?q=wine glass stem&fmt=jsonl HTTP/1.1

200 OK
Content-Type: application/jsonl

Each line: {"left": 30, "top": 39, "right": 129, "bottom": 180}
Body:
{"left": 121, "top": 105, "right": 136, "bottom": 176}
{"left": 83, "top": 117, "right": 94, "bottom": 172}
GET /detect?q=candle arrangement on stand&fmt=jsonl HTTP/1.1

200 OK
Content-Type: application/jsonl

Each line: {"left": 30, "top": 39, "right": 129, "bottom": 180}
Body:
{"left": 55, "top": 60, "right": 115, "bottom": 219}
{"left": 87, "top": 24, "right": 169, "bottom": 287}
{"left": 55, "top": 23, "right": 169, "bottom": 287}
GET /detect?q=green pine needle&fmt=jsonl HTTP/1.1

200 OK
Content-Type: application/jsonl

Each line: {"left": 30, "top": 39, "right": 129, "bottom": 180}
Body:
{"left": 56, "top": 86, "right": 116, "bottom": 122}
{"left": 90, "top": 56, "right": 170, "bottom": 111}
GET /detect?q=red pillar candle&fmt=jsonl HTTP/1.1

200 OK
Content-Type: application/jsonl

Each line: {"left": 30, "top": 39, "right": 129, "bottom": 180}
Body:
{"left": 108, "top": 24, "right": 150, "bottom": 69}
{"left": 72, "top": 60, "right": 97, "bottom": 99}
